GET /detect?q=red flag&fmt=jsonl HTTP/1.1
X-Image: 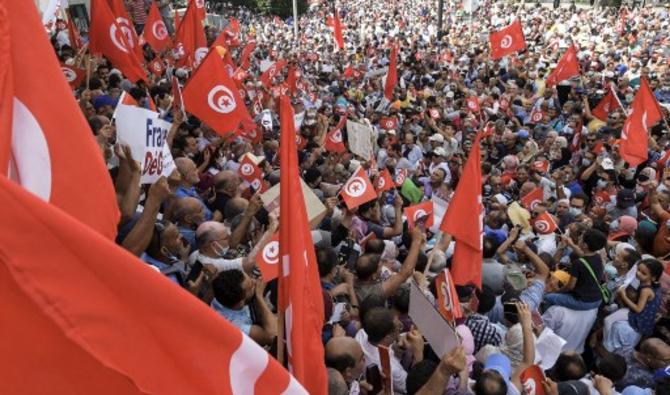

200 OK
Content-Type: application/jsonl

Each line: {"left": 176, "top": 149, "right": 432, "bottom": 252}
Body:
{"left": 521, "top": 187, "right": 544, "bottom": 210}
{"left": 193, "top": 0, "right": 206, "bottom": 24}
{"left": 375, "top": 169, "right": 395, "bottom": 193}
{"left": 529, "top": 108, "right": 544, "bottom": 124}
{"left": 531, "top": 212, "right": 558, "bottom": 235}
{"left": 144, "top": 1, "right": 171, "bottom": 52}
{"left": 120, "top": 91, "right": 140, "bottom": 106}
{"left": 593, "top": 190, "right": 612, "bottom": 206}
{"left": 545, "top": 45, "right": 580, "bottom": 87}
{"left": 439, "top": 133, "right": 483, "bottom": 287}
{"left": 239, "top": 40, "right": 256, "bottom": 70}
{"left": 384, "top": 43, "right": 398, "bottom": 100}
{"left": 182, "top": 50, "right": 251, "bottom": 136}
{"left": 380, "top": 117, "right": 398, "bottom": 130}
{"left": 340, "top": 167, "right": 378, "bottom": 209}
{"left": 65, "top": 10, "right": 83, "bottom": 50}
{"left": 592, "top": 86, "right": 622, "bottom": 121}
{"left": 107, "top": 0, "right": 142, "bottom": 58}
{"left": 404, "top": 201, "right": 434, "bottom": 230}
{"left": 173, "top": 1, "right": 208, "bottom": 67}
{"left": 174, "top": 7, "right": 181, "bottom": 31}
{"left": 394, "top": 168, "right": 408, "bottom": 187}
{"left": 148, "top": 57, "right": 165, "bottom": 76}
{"left": 256, "top": 232, "right": 280, "bottom": 282}
{"left": 286, "top": 66, "right": 298, "bottom": 96}
{"left": 325, "top": 128, "right": 347, "bottom": 153}
{"left": 332, "top": 10, "right": 344, "bottom": 51}
{"left": 0, "top": 175, "right": 307, "bottom": 395}
{"left": 60, "top": 64, "right": 85, "bottom": 89}
{"left": 620, "top": 78, "right": 664, "bottom": 166}
{"left": 435, "top": 269, "right": 463, "bottom": 322}
{"left": 210, "top": 37, "right": 236, "bottom": 77}
{"left": 260, "top": 59, "right": 288, "bottom": 88}
{"left": 171, "top": 76, "right": 185, "bottom": 115}
{"left": 236, "top": 118, "right": 262, "bottom": 144}
{"left": 278, "top": 96, "right": 328, "bottom": 394}
{"left": 2, "top": 0, "right": 119, "bottom": 239}
{"left": 489, "top": 20, "right": 526, "bottom": 60}
{"left": 520, "top": 366, "right": 546, "bottom": 395}
{"left": 89, "top": 0, "right": 146, "bottom": 82}
{"left": 238, "top": 154, "right": 262, "bottom": 183}
{"left": 466, "top": 97, "right": 481, "bottom": 113}
{"left": 531, "top": 160, "right": 549, "bottom": 174}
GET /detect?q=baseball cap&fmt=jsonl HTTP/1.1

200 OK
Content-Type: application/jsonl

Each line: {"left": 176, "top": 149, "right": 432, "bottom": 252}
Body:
{"left": 429, "top": 134, "right": 445, "bottom": 143}
{"left": 93, "top": 95, "right": 118, "bottom": 110}
{"left": 600, "top": 157, "right": 615, "bottom": 171}
{"left": 484, "top": 353, "right": 511, "bottom": 384}
{"left": 551, "top": 270, "right": 571, "bottom": 287}
{"left": 617, "top": 189, "right": 636, "bottom": 209}
{"left": 433, "top": 147, "right": 447, "bottom": 157}
{"left": 504, "top": 264, "right": 527, "bottom": 291}
{"left": 517, "top": 129, "right": 530, "bottom": 139}
{"left": 557, "top": 380, "right": 590, "bottom": 395}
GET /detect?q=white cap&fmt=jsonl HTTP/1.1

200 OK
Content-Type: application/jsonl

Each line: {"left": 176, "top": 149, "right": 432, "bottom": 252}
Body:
{"left": 429, "top": 134, "right": 445, "bottom": 143}
{"left": 601, "top": 157, "right": 615, "bottom": 171}
{"left": 433, "top": 147, "right": 447, "bottom": 157}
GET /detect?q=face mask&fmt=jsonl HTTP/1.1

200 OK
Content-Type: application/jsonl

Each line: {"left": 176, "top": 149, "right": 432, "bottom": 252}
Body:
{"left": 582, "top": 159, "right": 591, "bottom": 167}
{"left": 609, "top": 220, "right": 619, "bottom": 232}
{"left": 569, "top": 207, "right": 582, "bottom": 217}
{"left": 213, "top": 241, "right": 230, "bottom": 257}
{"left": 597, "top": 179, "right": 609, "bottom": 189}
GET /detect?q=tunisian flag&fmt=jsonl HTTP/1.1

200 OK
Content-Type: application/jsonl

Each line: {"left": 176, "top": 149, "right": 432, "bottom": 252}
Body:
{"left": 182, "top": 49, "right": 251, "bottom": 136}
{"left": 260, "top": 59, "right": 288, "bottom": 88}
{"left": 332, "top": 10, "right": 344, "bottom": 51}
{"left": 239, "top": 40, "right": 257, "bottom": 69}
{"left": 173, "top": 0, "right": 208, "bottom": 67}
{"left": 620, "top": 78, "right": 664, "bottom": 167}
{"left": 278, "top": 96, "right": 328, "bottom": 395}
{"left": 325, "top": 128, "right": 347, "bottom": 153}
{"left": 144, "top": 1, "right": 171, "bottom": 52}
{"left": 107, "top": 0, "right": 143, "bottom": 58}
{"left": 592, "top": 85, "right": 622, "bottom": 121}
{"left": 1, "top": 0, "right": 119, "bottom": 239}
{"left": 440, "top": 132, "right": 484, "bottom": 287}
{"left": 545, "top": 45, "right": 580, "bottom": 87}
{"left": 489, "top": 20, "right": 526, "bottom": 60}
{"left": 341, "top": 166, "right": 378, "bottom": 209}
{"left": 384, "top": 43, "right": 398, "bottom": 100}
{"left": 0, "top": 176, "right": 307, "bottom": 395}
{"left": 89, "top": 0, "right": 146, "bottom": 82}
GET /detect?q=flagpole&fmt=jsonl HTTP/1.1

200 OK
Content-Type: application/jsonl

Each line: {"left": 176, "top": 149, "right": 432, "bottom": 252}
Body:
{"left": 292, "top": 0, "right": 298, "bottom": 42}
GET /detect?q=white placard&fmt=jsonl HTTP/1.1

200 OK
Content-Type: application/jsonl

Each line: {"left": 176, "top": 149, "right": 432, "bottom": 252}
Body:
{"left": 408, "top": 280, "right": 460, "bottom": 358}
{"left": 346, "top": 120, "right": 374, "bottom": 160}
{"left": 115, "top": 104, "right": 175, "bottom": 184}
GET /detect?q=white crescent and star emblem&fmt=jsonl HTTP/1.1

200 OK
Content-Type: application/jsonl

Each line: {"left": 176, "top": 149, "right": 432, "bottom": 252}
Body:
{"left": 500, "top": 34, "right": 513, "bottom": 49}
{"left": 207, "top": 85, "right": 237, "bottom": 114}
{"left": 345, "top": 176, "right": 367, "bottom": 198}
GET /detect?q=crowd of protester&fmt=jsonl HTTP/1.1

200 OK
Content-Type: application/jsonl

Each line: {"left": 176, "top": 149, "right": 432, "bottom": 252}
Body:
{"left": 49, "top": 0, "right": 670, "bottom": 393}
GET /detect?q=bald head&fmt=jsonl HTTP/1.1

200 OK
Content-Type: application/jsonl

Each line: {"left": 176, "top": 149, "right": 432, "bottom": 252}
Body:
{"left": 173, "top": 197, "right": 205, "bottom": 228}
{"left": 224, "top": 197, "right": 249, "bottom": 220}
{"left": 196, "top": 221, "right": 231, "bottom": 256}
{"left": 214, "top": 170, "right": 241, "bottom": 196}
{"left": 175, "top": 157, "right": 199, "bottom": 186}
{"left": 325, "top": 337, "right": 364, "bottom": 382}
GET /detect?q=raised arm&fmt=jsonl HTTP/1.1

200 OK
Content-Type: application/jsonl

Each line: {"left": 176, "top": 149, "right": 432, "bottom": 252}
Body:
{"left": 382, "top": 227, "right": 425, "bottom": 298}
{"left": 122, "top": 177, "right": 171, "bottom": 256}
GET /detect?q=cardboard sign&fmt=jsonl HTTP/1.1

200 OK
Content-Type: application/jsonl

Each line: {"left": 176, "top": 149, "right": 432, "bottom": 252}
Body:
{"left": 408, "top": 280, "right": 459, "bottom": 359}
{"left": 346, "top": 120, "right": 374, "bottom": 160}
{"left": 115, "top": 104, "right": 176, "bottom": 184}
{"left": 260, "top": 179, "right": 327, "bottom": 228}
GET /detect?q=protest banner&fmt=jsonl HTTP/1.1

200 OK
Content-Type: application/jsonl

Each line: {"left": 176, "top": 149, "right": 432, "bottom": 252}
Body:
{"left": 115, "top": 104, "right": 176, "bottom": 184}
{"left": 408, "top": 280, "right": 460, "bottom": 358}
{"left": 260, "top": 179, "right": 327, "bottom": 228}
{"left": 346, "top": 120, "right": 373, "bottom": 160}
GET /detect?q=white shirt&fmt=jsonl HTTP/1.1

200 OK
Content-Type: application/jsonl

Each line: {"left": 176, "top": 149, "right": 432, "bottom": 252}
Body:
{"left": 542, "top": 305, "right": 598, "bottom": 353}
{"left": 355, "top": 329, "right": 407, "bottom": 394}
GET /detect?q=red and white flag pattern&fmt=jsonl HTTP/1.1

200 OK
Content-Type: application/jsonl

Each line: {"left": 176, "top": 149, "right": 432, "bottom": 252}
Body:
{"left": 404, "top": 201, "right": 434, "bottom": 230}
{"left": 341, "top": 167, "right": 378, "bottom": 209}
{"left": 375, "top": 169, "right": 395, "bottom": 193}
{"left": 532, "top": 212, "right": 558, "bottom": 234}
{"left": 2, "top": 0, "right": 119, "bottom": 239}
{"left": 144, "top": 1, "right": 171, "bottom": 52}
{"left": 489, "top": 20, "right": 526, "bottom": 60}
{"left": 620, "top": 78, "right": 664, "bottom": 167}
{"left": 521, "top": 187, "right": 544, "bottom": 210}
{"left": 256, "top": 232, "right": 280, "bottom": 282}
{"left": 545, "top": 45, "right": 580, "bottom": 87}
{"left": 435, "top": 269, "right": 463, "bottom": 322}
{"left": 278, "top": 96, "right": 328, "bottom": 394}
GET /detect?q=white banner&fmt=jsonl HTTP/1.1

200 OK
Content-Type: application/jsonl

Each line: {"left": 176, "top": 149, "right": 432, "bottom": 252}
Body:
{"left": 346, "top": 120, "right": 374, "bottom": 160}
{"left": 115, "top": 104, "right": 176, "bottom": 184}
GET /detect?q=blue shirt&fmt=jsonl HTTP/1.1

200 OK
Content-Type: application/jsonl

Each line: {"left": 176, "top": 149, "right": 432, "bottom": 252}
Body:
{"left": 142, "top": 253, "right": 182, "bottom": 285}
{"left": 174, "top": 186, "right": 213, "bottom": 220}
{"left": 211, "top": 298, "right": 252, "bottom": 334}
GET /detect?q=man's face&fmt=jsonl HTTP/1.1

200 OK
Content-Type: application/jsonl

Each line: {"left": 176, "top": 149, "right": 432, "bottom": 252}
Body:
{"left": 181, "top": 160, "right": 200, "bottom": 185}
{"left": 162, "top": 223, "right": 190, "bottom": 260}
{"left": 404, "top": 133, "right": 414, "bottom": 146}
{"left": 349, "top": 345, "right": 366, "bottom": 382}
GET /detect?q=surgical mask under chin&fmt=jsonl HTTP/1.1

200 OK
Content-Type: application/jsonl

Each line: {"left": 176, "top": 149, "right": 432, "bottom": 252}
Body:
{"left": 569, "top": 207, "right": 582, "bottom": 217}
{"left": 597, "top": 179, "right": 608, "bottom": 189}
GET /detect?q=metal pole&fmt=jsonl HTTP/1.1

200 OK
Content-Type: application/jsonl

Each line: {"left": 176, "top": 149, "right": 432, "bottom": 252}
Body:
{"left": 293, "top": 0, "right": 298, "bottom": 41}
{"left": 437, "top": 0, "right": 444, "bottom": 39}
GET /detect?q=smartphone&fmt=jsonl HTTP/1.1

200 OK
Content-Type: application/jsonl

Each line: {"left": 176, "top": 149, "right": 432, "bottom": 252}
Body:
{"left": 186, "top": 261, "right": 203, "bottom": 283}
{"left": 504, "top": 302, "right": 520, "bottom": 325}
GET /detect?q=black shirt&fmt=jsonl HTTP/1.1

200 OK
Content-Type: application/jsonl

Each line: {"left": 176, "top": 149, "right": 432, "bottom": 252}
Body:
{"left": 569, "top": 254, "right": 604, "bottom": 302}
